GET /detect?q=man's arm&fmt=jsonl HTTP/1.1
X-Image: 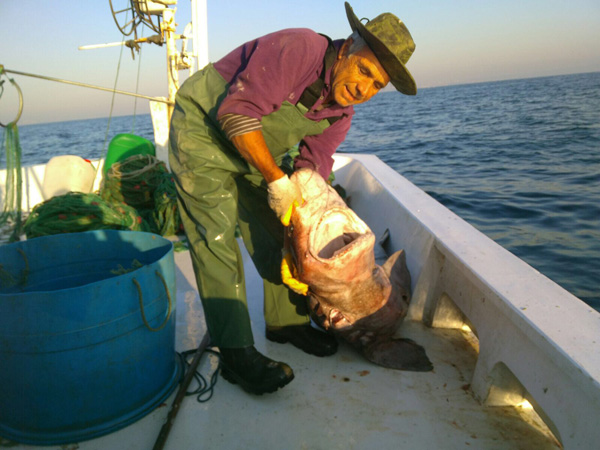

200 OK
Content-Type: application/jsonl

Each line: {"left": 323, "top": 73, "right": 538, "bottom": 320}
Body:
{"left": 231, "top": 129, "right": 301, "bottom": 228}
{"left": 231, "top": 130, "right": 284, "bottom": 183}
{"left": 231, "top": 127, "right": 307, "bottom": 294}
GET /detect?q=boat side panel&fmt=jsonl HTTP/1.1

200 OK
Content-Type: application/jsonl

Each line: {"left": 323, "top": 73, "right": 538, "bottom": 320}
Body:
{"left": 332, "top": 153, "right": 600, "bottom": 449}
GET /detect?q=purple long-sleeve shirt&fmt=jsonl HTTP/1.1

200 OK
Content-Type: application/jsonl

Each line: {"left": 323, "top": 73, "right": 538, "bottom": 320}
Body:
{"left": 213, "top": 28, "right": 354, "bottom": 179}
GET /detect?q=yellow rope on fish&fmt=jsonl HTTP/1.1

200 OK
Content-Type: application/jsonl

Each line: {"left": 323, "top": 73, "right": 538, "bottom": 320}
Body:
{"left": 281, "top": 250, "right": 309, "bottom": 296}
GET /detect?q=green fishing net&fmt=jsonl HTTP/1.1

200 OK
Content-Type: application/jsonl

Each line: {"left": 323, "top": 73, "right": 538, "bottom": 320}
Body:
{"left": 1, "top": 64, "right": 182, "bottom": 242}
{"left": 24, "top": 192, "right": 148, "bottom": 238}
{"left": 23, "top": 154, "right": 183, "bottom": 239}
{"left": 24, "top": 155, "right": 182, "bottom": 238}
{"left": 152, "top": 167, "right": 182, "bottom": 236}
{"left": 0, "top": 123, "right": 23, "bottom": 242}
{"left": 101, "top": 154, "right": 182, "bottom": 236}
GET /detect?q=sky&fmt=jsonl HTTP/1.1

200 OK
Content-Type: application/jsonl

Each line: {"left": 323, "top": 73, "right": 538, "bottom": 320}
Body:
{"left": 1, "top": 0, "right": 599, "bottom": 125}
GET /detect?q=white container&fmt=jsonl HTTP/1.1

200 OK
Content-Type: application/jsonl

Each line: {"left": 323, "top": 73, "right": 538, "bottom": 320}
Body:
{"left": 42, "top": 155, "right": 96, "bottom": 199}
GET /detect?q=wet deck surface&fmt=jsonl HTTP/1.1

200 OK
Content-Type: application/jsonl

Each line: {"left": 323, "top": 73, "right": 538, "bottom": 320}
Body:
{"left": 7, "top": 245, "right": 560, "bottom": 450}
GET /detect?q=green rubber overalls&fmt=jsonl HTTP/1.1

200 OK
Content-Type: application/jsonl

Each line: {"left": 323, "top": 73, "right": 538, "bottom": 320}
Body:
{"left": 169, "top": 63, "right": 333, "bottom": 348}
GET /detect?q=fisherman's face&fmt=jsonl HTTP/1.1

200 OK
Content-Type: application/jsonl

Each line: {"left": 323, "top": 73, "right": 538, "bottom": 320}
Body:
{"left": 329, "top": 38, "right": 390, "bottom": 107}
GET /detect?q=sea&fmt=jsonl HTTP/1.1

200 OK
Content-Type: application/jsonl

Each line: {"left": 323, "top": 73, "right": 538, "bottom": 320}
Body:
{"left": 4, "top": 71, "right": 600, "bottom": 311}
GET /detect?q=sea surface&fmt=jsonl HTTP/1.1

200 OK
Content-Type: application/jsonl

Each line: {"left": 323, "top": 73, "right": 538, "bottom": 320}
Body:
{"left": 5, "top": 72, "right": 600, "bottom": 311}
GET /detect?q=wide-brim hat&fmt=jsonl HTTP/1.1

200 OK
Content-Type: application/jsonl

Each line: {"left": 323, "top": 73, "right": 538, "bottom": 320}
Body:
{"left": 345, "top": 2, "right": 417, "bottom": 95}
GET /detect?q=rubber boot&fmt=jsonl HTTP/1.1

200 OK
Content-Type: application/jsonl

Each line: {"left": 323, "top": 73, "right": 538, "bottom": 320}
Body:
{"left": 266, "top": 324, "right": 338, "bottom": 357}
{"left": 219, "top": 346, "right": 294, "bottom": 395}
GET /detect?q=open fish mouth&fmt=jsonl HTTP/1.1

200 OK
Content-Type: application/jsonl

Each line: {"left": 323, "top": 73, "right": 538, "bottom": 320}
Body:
{"left": 309, "top": 208, "right": 372, "bottom": 261}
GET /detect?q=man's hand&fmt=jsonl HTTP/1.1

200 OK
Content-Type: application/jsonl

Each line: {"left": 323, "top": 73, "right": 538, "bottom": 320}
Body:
{"left": 229, "top": 130, "right": 302, "bottom": 225}
{"left": 281, "top": 250, "right": 309, "bottom": 295}
{"left": 267, "top": 175, "right": 303, "bottom": 226}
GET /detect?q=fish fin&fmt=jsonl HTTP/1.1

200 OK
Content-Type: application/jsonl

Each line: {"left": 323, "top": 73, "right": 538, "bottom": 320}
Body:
{"left": 381, "top": 250, "right": 412, "bottom": 301}
{"left": 374, "top": 228, "right": 390, "bottom": 265}
{"left": 378, "top": 228, "right": 390, "bottom": 246}
{"left": 364, "top": 338, "right": 433, "bottom": 372}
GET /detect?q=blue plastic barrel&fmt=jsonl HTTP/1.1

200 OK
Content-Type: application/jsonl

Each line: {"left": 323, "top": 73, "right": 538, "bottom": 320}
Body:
{"left": 0, "top": 230, "right": 182, "bottom": 445}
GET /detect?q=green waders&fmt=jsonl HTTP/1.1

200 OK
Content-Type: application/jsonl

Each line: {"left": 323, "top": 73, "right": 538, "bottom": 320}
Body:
{"left": 169, "top": 64, "right": 330, "bottom": 349}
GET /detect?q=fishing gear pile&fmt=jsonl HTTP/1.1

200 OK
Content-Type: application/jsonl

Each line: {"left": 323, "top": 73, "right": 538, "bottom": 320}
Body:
{"left": 0, "top": 124, "right": 23, "bottom": 242}
{"left": 101, "top": 154, "right": 182, "bottom": 236}
{"left": 23, "top": 154, "right": 183, "bottom": 239}
{"left": 24, "top": 192, "right": 147, "bottom": 238}
{"left": 0, "top": 68, "right": 24, "bottom": 243}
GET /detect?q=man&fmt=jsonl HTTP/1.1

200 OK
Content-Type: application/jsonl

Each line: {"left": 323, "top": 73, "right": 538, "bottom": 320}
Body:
{"left": 169, "top": 3, "right": 417, "bottom": 395}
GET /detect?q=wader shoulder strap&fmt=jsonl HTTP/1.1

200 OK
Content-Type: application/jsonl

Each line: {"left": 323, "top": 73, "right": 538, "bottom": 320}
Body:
{"left": 297, "top": 35, "right": 342, "bottom": 126}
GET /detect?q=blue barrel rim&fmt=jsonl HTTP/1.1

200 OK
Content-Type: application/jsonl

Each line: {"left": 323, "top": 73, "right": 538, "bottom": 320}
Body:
{"left": 0, "top": 230, "right": 174, "bottom": 296}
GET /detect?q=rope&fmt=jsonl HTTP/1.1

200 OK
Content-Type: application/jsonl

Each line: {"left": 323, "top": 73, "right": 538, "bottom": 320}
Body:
{"left": 107, "top": 153, "right": 161, "bottom": 180}
{"left": 23, "top": 192, "right": 148, "bottom": 238}
{"left": 0, "top": 248, "right": 29, "bottom": 290}
{"left": 132, "top": 27, "right": 145, "bottom": 132}
{"left": 0, "top": 67, "right": 24, "bottom": 242}
{"left": 0, "top": 69, "right": 172, "bottom": 105}
{"left": 101, "top": 154, "right": 182, "bottom": 236}
{"left": 153, "top": 335, "right": 212, "bottom": 450}
{"left": 0, "top": 66, "right": 23, "bottom": 127}
{"left": 180, "top": 347, "right": 222, "bottom": 403}
{"left": 132, "top": 270, "right": 172, "bottom": 332}
{"left": 21, "top": 156, "right": 181, "bottom": 239}
{"left": 102, "top": 154, "right": 163, "bottom": 209}
{"left": 0, "top": 123, "right": 23, "bottom": 242}
{"left": 110, "top": 259, "right": 143, "bottom": 275}
{"left": 100, "top": 17, "right": 129, "bottom": 170}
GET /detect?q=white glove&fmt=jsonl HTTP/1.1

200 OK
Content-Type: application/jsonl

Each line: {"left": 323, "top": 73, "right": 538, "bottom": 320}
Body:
{"left": 267, "top": 175, "right": 303, "bottom": 226}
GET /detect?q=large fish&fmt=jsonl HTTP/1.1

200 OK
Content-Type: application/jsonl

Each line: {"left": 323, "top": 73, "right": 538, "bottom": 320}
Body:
{"left": 286, "top": 169, "right": 433, "bottom": 371}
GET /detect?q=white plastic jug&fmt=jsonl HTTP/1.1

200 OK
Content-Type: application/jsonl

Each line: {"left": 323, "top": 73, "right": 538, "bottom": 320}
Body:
{"left": 42, "top": 155, "right": 96, "bottom": 199}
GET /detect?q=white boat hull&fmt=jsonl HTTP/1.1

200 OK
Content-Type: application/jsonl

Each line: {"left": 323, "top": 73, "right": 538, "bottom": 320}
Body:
{"left": 332, "top": 154, "right": 600, "bottom": 449}
{"left": 1, "top": 153, "right": 598, "bottom": 449}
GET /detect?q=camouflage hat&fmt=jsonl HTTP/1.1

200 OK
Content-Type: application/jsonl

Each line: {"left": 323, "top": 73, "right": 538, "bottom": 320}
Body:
{"left": 345, "top": 2, "right": 417, "bottom": 95}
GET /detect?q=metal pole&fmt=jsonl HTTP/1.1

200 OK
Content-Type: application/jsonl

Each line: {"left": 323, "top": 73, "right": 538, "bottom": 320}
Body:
{"left": 162, "top": 8, "right": 179, "bottom": 121}
{"left": 153, "top": 333, "right": 211, "bottom": 450}
{"left": 191, "top": 0, "right": 209, "bottom": 74}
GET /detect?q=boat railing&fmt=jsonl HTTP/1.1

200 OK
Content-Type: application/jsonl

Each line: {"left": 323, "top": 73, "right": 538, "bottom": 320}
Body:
{"left": 331, "top": 153, "right": 600, "bottom": 450}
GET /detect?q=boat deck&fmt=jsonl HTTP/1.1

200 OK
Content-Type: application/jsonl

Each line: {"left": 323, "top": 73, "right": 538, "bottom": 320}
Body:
{"left": 8, "top": 244, "right": 560, "bottom": 450}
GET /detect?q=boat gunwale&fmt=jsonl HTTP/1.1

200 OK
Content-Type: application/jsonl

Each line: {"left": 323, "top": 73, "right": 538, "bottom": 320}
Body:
{"left": 331, "top": 153, "right": 600, "bottom": 448}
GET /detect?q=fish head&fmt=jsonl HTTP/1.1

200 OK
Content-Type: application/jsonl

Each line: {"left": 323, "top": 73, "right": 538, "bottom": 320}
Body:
{"left": 289, "top": 170, "right": 377, "bottom": 304}
{"left": 289, "top": 169, "right": 409, "bottom": 326}
{"left": 287, "top": 169, "right": 432, "bottom": 371}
